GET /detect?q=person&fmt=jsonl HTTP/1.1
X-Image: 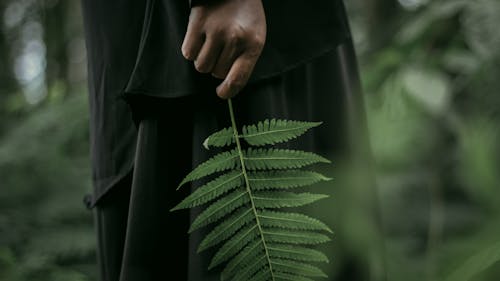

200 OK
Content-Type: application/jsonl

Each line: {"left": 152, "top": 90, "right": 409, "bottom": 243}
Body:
{"left": 81, "top": 0, "right": 379, "bottom": 280}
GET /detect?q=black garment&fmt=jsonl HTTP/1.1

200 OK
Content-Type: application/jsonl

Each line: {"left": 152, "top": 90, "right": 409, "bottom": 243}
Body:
{"left": 81, "top": 0, "right": 351, "bottom": 206}
{"left": 94, "top": 42, "right": 373, "bottom": 281}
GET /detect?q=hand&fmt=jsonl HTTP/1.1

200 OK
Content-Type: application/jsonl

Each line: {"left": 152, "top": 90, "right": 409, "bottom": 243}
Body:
{"left": 181, "top": 0, "right": 266, "bottom": 99}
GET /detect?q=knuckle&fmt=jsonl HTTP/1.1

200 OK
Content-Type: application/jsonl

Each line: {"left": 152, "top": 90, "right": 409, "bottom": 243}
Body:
{"left": 251, "top": 34, "right": 266, "bottom": 48}
{"left": 210, "top": 26, "right": 224, "bottom": 39}
{"left": 226, "top": 27, "right": 244, "bottom": 45}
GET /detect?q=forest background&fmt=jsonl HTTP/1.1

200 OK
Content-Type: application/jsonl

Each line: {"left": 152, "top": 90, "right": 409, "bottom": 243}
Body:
{"left": 1, "top": 0, "right": 499, "bottom": 280}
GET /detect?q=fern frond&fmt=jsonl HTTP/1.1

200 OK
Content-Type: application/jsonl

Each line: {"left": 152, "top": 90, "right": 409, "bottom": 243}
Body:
{"left": 253, "top": 192, "right": 328, "bottom": 208}
{"left": 173, "top": 99, "right": 334, "bottom": 281}
{"left": 274, "top": 272, "right": 316, "bottom": 281}
{"left": 248, "top": 170, "right": 331, "bottom": 190}
{"left": 221, "top": 239, "right": 263, "bottom": 280}
{"left": 242, "top": 119, "right": 322, "bottom": 146}
{"left": 244, "top": 148, "right": 330, "bottom": 170}
{"left": 178, "top": 149, "right": 240, "bottom": 188}
{"left": 267, "top": 244, "right": 329, "bottom": 263}
{"left": 203, "top": 127, "right": 235, "bottom": 149}
{"left": 248, "top": 269, "right": 273, "bottom": 281}
{"left": 233, "top": 255, "right": 269, "bottom": 280}
{"left": 189, "top": 189, "right": 249, "bottom": 233}
{"left": 257, "top": 211, "right": 333, "bottom": 233}
{"left": 202, "top": 119, "right": 322, "bottom": 149}
{"left": 209, "top": 224, "right": 260, "bottom": 268}
{"left": 263, "top": 229, "right": 331, "bottom": 245}
{"left": 271, "top": 259, "right": 328, "bottom": 278}
{"left": 198, "top": 208, "right": 254, "bottom": 252}
{"left": 171, "top": 171, "right": 243, "bottom": 211}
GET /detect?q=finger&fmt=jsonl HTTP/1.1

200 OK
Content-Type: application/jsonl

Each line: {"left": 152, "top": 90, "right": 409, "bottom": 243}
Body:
{"left": 212, "top": 43, "right": 239, "bottom": 79}
{"left": 194, "top": 36, "right": 223, "bottom": 74}
{"left": 181, "top": 17, "right": 204, "bottom": 60}
{"left": 216, "top": 53, "right": 257, "bottom": 99}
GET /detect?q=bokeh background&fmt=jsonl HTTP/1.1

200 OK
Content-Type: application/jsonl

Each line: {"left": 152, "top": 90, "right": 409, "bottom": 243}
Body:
{"left": 1, "top": 0, "right": 499, "bottom": 280}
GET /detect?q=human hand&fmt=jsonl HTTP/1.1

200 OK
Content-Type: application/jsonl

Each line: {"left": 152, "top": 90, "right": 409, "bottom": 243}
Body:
{"left": 181, "top": 0, "right": 266, "bottom": 99}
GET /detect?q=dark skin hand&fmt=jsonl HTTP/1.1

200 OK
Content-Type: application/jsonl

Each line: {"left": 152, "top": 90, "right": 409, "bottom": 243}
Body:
{"left": 181, "top": 0, "right": 266, "bottom": 99}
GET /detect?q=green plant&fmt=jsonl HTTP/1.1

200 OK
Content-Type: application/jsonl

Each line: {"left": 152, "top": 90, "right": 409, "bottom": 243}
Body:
{"left": 172, "top": 99, "right": 333, "bottom": 281}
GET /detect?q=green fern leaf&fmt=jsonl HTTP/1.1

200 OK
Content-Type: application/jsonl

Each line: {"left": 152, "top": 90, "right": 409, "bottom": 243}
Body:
{"left": 202, "top": 119, "right": 322, "bottom": 149}
{"left": 198, "top": 208, "right": 254, "bottom": 252}
{"left": 248, "top": 269, "right": 273, "bottom": 281}
{"left": 263, "top": 229, "right": 331, "bottom": 245}
{"left": 171, "top": 171, "right": 243, "bottom": 211}
{"left": 271, "top": 259, "right": 328, "bottom": 278}
{"left": 244, "top": 148, "right": 330, "bottom": 170}
{"left": 267, "top": 244, "right": 329, "bottom": 263}
{"left": 248, "top": 170, "right": 331, "bottom": 190}
{"left": 209, "top": 224, "right": 260, "bottom": 268}
{"left": 221, "top": 239, "right": 263, "bottom": 280}
{"left": 242, "top": 119, "right": 322, "bottom": 146}
{"left": 232, "top": 255, "right": 268, "bottom": 280}
{"left": 203, "top": 127, "right": 235, "bottom": 149}
{"left": 257, "top": 211, "right": 333, "bottom": 233}
{"left": 253, "top": 192, "right": 328, "bottom": 208}
{"left": 274, "top": 272, "right": 316, "bottom": 281}
{"left": 177, "top": 149, "right": 240, "bottom": 188}
{"left": 173, "top": 99, "right": 334, "bottom": 281}
{"left": 189, "top": 189, "right": 249, "bottom": 233}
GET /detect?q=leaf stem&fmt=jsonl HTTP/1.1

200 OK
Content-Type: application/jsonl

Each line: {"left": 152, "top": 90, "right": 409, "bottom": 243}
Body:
{"left": 228, "top": 98, "right": 275, "bottom": 280}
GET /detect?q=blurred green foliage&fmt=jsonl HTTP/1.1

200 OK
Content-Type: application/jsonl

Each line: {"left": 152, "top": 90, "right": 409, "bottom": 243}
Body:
{"left": 0, "top": 0, "right": 499, "bottom": 280}
{"left": 0, "top": 1, "right": 95, "bottom": 280}
{"left": 0, "top": 94, "right": 95, "bottom": 281}
{"left": 356, "top": 0, "right": 500, "bottom": 280}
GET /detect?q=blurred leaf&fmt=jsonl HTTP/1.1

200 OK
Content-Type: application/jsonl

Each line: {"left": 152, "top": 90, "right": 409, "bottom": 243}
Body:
{"left": 367, "top": 72, "right": 437, "bottom": 168}
{"left": 445, "top": 242, "right": 500, "bottom": 281}
{"left": 456, "top": 118, "right": 500, "bottom": 207}
{"left": 463, "top": 0, "right": 500, "bottom": 59}
{"left": 441, "top": 49, "right": 480, "bottom": 74}
{"left": 402, "top": 67, "right": 451, "bottom": 115}
{"left": 396, "top": 0, "right": 467, "bottom": 44}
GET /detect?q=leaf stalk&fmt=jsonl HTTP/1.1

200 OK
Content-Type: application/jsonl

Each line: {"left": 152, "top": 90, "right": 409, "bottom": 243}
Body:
{"left": 228, "top": 98, "right": 275, "bottom": 280}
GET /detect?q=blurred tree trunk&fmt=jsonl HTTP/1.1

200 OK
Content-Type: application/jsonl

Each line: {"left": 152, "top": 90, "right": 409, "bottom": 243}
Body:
{"left": 365, "top": 0, "right": 401, "bottom": 52}
{"left": 0, "top": 33, "right": 17, "bottom": 96}
{"left": 0, "top": 2, "right": 18, "bottom": 97}
{"left": 41, "top": 0, "right": 70, "bottom": 94}
{"left": 0, "top": 2, "right": 19, "bottom": 134}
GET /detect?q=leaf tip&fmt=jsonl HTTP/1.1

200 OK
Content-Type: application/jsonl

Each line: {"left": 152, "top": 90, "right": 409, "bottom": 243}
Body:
{"left": 312, "top": 121, "right": 323, "bottom": 127}
{"left": 208, "top": 260, "right": 217, "bottom": 270}
{"left": 188, "top": 224, "right": 197, "bottom": 234}
{"left": 203, "top": 137, "right": 210, "bottom": 150}
{"left": 322, "top": 158, "right": 332, "bottom": 163}
{"left": 315, "top": 172, "right": 333, "bottom": 182}
{"left": 197, "top": 244, "right": 206, "bottom": 253}
{"left": 317, "top": 193, "right": 330, "bottom": 200}
{"left": 177, "top": 179, "right": 188, "bottom": 190}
